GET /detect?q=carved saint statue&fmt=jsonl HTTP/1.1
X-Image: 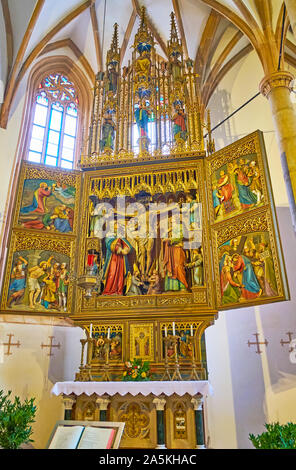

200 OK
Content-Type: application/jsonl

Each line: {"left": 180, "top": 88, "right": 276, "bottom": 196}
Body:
{"left": 99, "top": 112, "right": 116, "bottom": 152}
{"left": 171, "top": 103, "right": 187, "bottom": 143}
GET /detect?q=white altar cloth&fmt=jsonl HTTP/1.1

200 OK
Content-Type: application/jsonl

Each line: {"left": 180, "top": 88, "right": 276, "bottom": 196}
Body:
{"left": 51, "top": 380, "right": 213, "bottom": 398}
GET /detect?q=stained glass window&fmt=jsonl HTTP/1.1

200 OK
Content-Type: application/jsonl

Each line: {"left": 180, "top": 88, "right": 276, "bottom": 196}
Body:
{"left": 28, "top": 73, "right": 79, "bottom": 169}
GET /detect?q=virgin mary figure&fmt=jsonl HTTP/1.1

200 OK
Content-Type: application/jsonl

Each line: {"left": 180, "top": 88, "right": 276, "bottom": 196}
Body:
{"left": 102, "top": 228, "right": 133, "bottom": 296}
{"left": 232, "top": 253, "right": 262, "bottom": 300}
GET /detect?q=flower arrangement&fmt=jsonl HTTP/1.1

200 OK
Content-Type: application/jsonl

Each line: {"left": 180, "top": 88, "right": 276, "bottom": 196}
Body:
{"left": 122, "top": 359, "right": 151, "bottom": 381}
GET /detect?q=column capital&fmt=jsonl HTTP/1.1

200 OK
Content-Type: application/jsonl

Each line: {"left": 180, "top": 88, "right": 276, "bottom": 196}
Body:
{"left": 191, "top": 395, "right": 204, "bottom": 411}
{"left": 62, "top": 395, "right": 76, "bottom": 410}
{"left": 153, "top": 397, "right": 166, "bottom": 411}
{"left": 259, "top": 71, "right": 295, "bottom": 98}
{"left": 95, "top": 396, "right": 111, "bottom": 411}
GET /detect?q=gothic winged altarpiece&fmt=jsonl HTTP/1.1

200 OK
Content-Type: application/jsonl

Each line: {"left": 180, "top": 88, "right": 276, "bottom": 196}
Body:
{"left": 0, "top": 8, "right": 289, "bottom": 449}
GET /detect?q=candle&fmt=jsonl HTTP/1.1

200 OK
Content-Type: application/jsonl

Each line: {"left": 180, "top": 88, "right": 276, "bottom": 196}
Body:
{"left": 107, "top": 327, "right": 110, "bottom": 339}
{"left": 172, "top": 322, "right": 175, "bottom": 336}
{"left": 89, "top": 323, "right": 93, "bottom": 337}
{"left": 164, "top": 326, "right": 167, "bottom": 337}
{"left": 190, "top": 325, "right": 193, "bottom": 336}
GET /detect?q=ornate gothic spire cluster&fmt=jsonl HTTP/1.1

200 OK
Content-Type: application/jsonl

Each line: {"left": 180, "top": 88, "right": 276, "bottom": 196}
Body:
{"left": 81, "top": 7, "right": 208, "bottom": 168}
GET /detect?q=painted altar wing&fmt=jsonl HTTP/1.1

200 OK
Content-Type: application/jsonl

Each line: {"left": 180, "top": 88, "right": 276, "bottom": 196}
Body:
{"left": 205, "top": 130, "right": 289, "bottom": 310}
{"left": 15, "top": 162, "right": 81, "bottom": 235}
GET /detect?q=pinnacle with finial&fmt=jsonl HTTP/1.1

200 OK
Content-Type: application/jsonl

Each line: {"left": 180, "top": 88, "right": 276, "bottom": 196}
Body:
{"left": 170, "top": 12, "right": 178, "bottom": 41}
{"left": 140, "top": 5, "right": 148, "bottom": 29}
{"left": 111, "top": 22, "right": 119, "bottom": 51}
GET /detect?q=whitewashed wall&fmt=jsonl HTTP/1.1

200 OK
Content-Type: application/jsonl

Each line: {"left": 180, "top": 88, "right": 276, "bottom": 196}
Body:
{"left": 206, "top": 51, "right": 296, "bottom": 449}
{"left": 0, "top": 318, "right": 83, "bottom": 449}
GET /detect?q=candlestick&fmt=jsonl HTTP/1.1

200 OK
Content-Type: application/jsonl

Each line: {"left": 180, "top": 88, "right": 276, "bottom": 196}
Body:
{"left": 172, "top": 322, "right": 175, "bottom": 336}
{"left": 171, "top": 335, "right": 183, "bottom": 381}
{"left": 190, "top": 324, "right": 193, "bottom": 336}
{"left": 101, "top": 338, "right": 111, "bottom": 382}
{"left": 188, "top": 335, "right": 200, "bottom": 381}
{"left": 79, "top": 338, "right": 87, "bottom": 368}
{"left": 164, "top": 326, "right": 167, "bottom": 337}
{"left": 107, "top": 327, "right": 110, "bottom": 339}
{"left": 82, "top": 336, "right": 95, "bottom": 382}
{"left": 161, "top": 336, "right": 172, "bottom": 381}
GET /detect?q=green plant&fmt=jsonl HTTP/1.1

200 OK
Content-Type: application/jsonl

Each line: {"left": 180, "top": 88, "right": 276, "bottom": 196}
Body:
{"left": 0, "top": 390, "right": 37, "bottom": 449}
{"left": 249, "top": 422, "right": 296, "bottom": 449}
{"left": 122, "top": 359, "right": 151, "bottom": 381}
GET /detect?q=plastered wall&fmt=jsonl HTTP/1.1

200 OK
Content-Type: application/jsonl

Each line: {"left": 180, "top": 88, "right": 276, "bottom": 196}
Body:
{"left": 205, "top": 51, "right": 296, "bottom": 449}
{"left": 0, "top": 318, "right": 83, "bottom": 449}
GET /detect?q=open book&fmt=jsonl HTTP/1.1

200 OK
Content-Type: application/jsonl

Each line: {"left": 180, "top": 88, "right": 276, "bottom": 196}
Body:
{"left": 48, "top": 424, "right": 116, "bottom": 449}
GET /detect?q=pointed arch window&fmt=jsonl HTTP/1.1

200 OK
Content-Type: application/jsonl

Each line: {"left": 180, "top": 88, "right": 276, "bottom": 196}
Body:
{"left": 28, "top": 73, "right": 79, "bottom": 169}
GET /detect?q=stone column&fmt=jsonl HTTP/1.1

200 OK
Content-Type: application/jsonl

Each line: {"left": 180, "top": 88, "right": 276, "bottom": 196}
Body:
{"left": 191, "top": 396, "right": 206, "bottom": 449}
{"left": 62, "top": 395, "right": 76, "bottom": 421}
{"left": 152, "top": 397, "right": 167, "bottom": 449}
{"left": 259, "top": 71, "right": 296, "bottom": 232}
{"left": 96, "top": 396, "right": 111, "bottom": 421}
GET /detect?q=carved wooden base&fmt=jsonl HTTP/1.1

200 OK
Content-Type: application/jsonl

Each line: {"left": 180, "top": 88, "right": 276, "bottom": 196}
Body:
{"left": 70, "top": 392, "right": 204, "bottom": 449}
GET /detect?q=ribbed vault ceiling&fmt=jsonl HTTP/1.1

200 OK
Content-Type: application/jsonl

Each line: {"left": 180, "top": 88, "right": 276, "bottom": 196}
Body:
{"left": 0, "top": 0, "right": 296, "bottom": 128}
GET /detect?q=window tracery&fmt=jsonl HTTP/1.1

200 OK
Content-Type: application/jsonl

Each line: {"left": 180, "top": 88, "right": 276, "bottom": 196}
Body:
{"left": 28, "top": 73, "right": 79, "bottom": 170}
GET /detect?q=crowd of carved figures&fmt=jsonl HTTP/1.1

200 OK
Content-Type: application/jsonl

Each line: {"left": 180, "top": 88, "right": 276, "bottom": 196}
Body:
{"left": 7, "top": 250, "right": 70, "bottom": 312}
{"left": 218, "top": 232, "right": 277, "bottom": 305}
{"left": 86, "top": 188, "right": 203, "bottom": 297}
{"left": 2, "top": 7, "right": 286, "bottom": 318}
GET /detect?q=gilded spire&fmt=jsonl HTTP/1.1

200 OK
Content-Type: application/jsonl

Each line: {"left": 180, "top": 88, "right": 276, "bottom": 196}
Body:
{"left": 140, "top": 5, "right": 147, "bottom": 31}
{"left": 168, "top": 12, "right": 182, "bottom": 57}
{"left": 170, "top": 12, "right": 178, "bottom": 43}
{"left": 106, "top": 22, "right": 120, "bottom": 66}
{"left": 111, "top": 22, "right": 119, "bottom": 51}
{"left": 133, "top": 5, "right": 154, "bottom": 51}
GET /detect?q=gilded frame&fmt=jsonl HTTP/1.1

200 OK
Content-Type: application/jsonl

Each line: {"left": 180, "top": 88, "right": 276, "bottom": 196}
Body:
{"left": 77, "top": 316, "right": 214, "bottom": 380}
{"left": 205, "top": 130, "right": 289, "bottom": 310}
{"left": 73, "top": 157, "right": 216, "bottom": 320}
{"left": 13, "top": 161, "right": 82, "bottom": 236}
{"left": 1, "top": 229, "right": 76, "bottom": 315}
{"left": 129, "top": 322, "right": 155, "bottom": 362}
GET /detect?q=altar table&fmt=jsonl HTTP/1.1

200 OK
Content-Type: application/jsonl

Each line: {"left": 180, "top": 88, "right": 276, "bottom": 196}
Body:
{"left": 51, "top": 381, "right": 212, "bottom": 449}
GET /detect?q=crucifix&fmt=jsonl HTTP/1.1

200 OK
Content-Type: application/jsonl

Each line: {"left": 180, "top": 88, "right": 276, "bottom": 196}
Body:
{"left": 280, "top": 332, "right": 295, "bottom": 352}
{"left": 41, "top": 336, "right": 61, "bottom": 356}
{"left": 247, "top": 333, "right": 268, "bottom": 354}
{"left": 4, "top": 334, "right": 21, "bottom": 356}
